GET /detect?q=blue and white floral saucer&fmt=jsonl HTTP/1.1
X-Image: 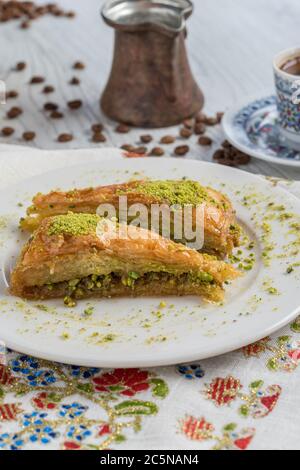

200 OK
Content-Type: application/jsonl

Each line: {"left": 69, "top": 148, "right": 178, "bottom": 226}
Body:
{"left": 222, "top": 95, "right": 300, "bottom": 167}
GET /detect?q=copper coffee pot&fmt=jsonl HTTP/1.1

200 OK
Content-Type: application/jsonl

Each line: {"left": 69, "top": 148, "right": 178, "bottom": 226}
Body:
{"left": 101, "top": 0, "right": 204, "bottom": 128}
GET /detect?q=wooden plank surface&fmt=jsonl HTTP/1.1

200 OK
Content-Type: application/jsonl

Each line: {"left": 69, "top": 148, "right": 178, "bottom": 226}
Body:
{"left": 0, "top": 0, "right": 300, "bottom": 180}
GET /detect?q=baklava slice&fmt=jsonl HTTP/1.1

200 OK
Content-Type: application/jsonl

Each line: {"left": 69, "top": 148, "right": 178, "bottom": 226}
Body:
{"left": 11, "top": 213, "right": 239, "bottom": 304}
{"left": 20, "top": 180, "right": 240, "bottom": 258}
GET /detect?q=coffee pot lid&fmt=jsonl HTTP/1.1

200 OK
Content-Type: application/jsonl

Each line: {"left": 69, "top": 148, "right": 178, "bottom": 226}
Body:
{"left": 102, "top": 0, "right": 193, "bottom": 35}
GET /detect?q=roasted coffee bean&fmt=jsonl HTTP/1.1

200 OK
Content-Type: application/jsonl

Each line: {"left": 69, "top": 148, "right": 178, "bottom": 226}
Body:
{"left": 73, "top": 61, "right": 85, "bottom": 70}
{"left": 121, "top": 144, "right": 135, "bottom": 152}
{"left": 50, "top": 111, "right": 64, "bottom": 119}
{"left": 91, "top": 123, "right": 103, "bottom": 133}
{"left": 7, "top": 106, "right": 23, "bottom": 119}
{"left": 66, "top": 11, "right": 76, "bottom": 18}
{"left": 15, "top": 61, "right": 26, "bottom": 71}
{"left": 69, "top": 77, "right": 80, "bottom": 85}
{"left": 67, "top": 99, "right": 82, "bottom": 110}
{"left": 204, "top": 116, "right": 219, "bottom": 126}
{"left": 6, "top": 90, "right": 18, "bottom": 99}
{"left": 44, "top": 102, "right": 59, "bottom": 111}
{"left": 180, "top": 128, "right": 193, "bottom": 139}
{"left": 22, "top": 131, "right": 36, "bottom": 141}
{"left": 174, "top": 145, "right": 189, "bottom": 156}
{"left": 30, "top": 76, "right": 45, "bottom": 84}
{"left": 140, "top": 134, "right": 153, "bottom": 143}
{"left": 198, "top": 136, "right": 213, "bottom": 146}
{"left": 92, "top": 133, "right": 106, "bottom": 143}
{"left": 160, "top": 135, "right": 175, "bottom": 144}
{"left": 20, "top": 20, "right": 30, "bottom": 29}
{"left": 194, "top": 122, "right": 206, "bottom": 135}
{"left": 42, "top": 85, "right": 55, "bottom": 94}
{"left": 116, "top": 123, "right": 130, "bottom": 133}
{"left": 58, "top": 133, "right": 73, "bottom": 143}
{"left": 183, "top": 118, "right": 194, "bottom": 129}
{"left": 0, "top": 2, "right": 75, "bottom": 26}
{"left": 1, "top": 127, "right": 15, "bottom": 136}
{"left": 213, "top": 141, "right": 251, "bottom": 166}
{"left": 132, "top": 146, "right": 147, "bottom": 155}
{"left": 149, "top": 147, "right": 165, "bottom": 157}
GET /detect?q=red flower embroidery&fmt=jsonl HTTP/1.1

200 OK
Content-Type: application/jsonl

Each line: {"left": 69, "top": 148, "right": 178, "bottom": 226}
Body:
{"left": 32, "top": 392, "right": 58, "bottom": 410}
{"left": 93, "top": 368, "right": 150, "bottom": 396}
{"left": 243, "top": 337, "right": 270, "bottom": 357}
{"left": 63, "top": 441, "right": 81, "bottom": 450}
{"left": 181, "top": 416, "right": 214, "bottom": 441}
{"left": 0, "top": 403, "right": 22, "bottom": 421}
{"left": 205, "top": 376, "right": 241, "bottom": 406}
{"left": 0, "top": 365, "right": 14, "bottom": 386}
{"left": 99, "top": 424, "right": 110, "bottom": 436}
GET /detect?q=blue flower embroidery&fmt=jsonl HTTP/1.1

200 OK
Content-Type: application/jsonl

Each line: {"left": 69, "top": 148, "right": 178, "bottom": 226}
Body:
{"left": 11, "top": 355, "right": 56, "bottom": 387}
{"left": 22, "top": 412, "right": 58, "bottom": 444}
{"left": 59, "top": 403, "right": 88, "bottom": 419}
{"left": 67, "top": 425, "right": 92, "bottom": 442}
{"left": 69, "top": 366, "right": 100, "bottom": 379}
{"left": 177, "top": 364, "right": 205, "bottom": 379}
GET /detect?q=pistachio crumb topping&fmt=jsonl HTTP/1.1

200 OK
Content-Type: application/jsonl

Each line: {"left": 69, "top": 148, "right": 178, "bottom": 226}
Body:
{"left": 120, "top": 180, "right": 218, "bottom": 206}
{"left": 48, "top": 213, "right": 100, "bottom": 236}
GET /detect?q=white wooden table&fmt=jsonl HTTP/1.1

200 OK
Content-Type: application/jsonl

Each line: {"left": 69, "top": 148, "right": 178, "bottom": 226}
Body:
{"left": 0, "top": 0, "right": 300, "bottom": 180}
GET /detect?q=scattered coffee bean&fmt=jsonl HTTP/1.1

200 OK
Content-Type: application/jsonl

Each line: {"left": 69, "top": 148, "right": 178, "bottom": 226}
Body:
{"left": 121, "top": 144, "right": 135, "bottom": 152}
{"left": 30, "top": 76, "right": 45, "bottom": 84}
{"left": 6, "top": 90, "right": 18, "bottom": 99}
{"left": 15, "top": 61, "right": 26, "bottom": 71}
{"left": 50, "top": 111, "right": 64, "bottom": 119}
{"left": 183, "top": 118, "right": 194, "bottom": 129}
{"left": 67, "top": 99, "right": 82, "bottom": 110}
{"left": 194, "top": 122, "right": 206, "bottom": 135}
{"left": 132, "top": 146, "right": 147, "bottom": 155}
{"left": 69, "top": 77, "right": 80, "bottom": 85}
{"left": 180, "top": 128, "right": 193, "bottom": 139}
{"left": 140, "top": 134, "right": 153, "bottom": 143}
{"left": 91, "top": 123, "right": 103, "bottom": 133}
{"left": 42, "top": 85, "right": 55, "bottom": 94}
{"left": 149, "top": 147, "right": 165, "bottom": 157}
{"left": 116, "top": 123, "right": 130, "bottom": 133}
{"left": 44, "top": 102, "right": 59, "bottom": 111}
{"left": 73, "top": 61, "right": 85, "bottom": 70}
{"left": 205, "top": 116, "right": 219, "bottom": 126}
{"left": 20, "top": 20, "right": 30, "bottom": 29}
{"left": 22, "top": 131, "right": 36, "bottom": 141}
{"left": 92, "top": 133, "right": 106, "bottom": 143}
{"left": 7, "top": 106, "right": 23, "bottom": 119}
{"left": 58, "top": 133, "right": 73, "bottom": 143}
{"left": 198, "top": 136, "right": 213, "bottom": 146}
{"left": 195, "top": 112, "right": 207, "bottom": 123}
{"left": 1, "top": 127, "right": 15, "bottom": 137}
{"left": 0, "top": 2, "right": 76, "bottom": 27}
{"left": 174, "top": 145, "right": 189, "bottom": 156}
{"left": 160, "top": 135, "right": 175, "bottom": 144}
{"left": 213, "top": 141, "right": 251, "bottom": 166}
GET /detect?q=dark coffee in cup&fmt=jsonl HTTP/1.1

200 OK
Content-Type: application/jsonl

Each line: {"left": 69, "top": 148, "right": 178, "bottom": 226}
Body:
{"left": 281, "top": 56, "right": 300, "bottom": 76}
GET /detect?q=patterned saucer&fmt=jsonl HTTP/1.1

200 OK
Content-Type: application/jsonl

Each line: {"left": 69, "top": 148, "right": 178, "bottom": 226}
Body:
{"left": 223, "top": 95, "right": 300, "bottom": 167}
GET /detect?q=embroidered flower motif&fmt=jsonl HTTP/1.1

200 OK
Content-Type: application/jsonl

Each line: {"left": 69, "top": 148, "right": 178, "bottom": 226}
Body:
{"left": 66, "top": 424, "right": 92, "bottom": 442}
{"left": 0, "top": 403, "right": 22, "bottom": 421}
{"left": 22, "top": 411, "right": 59, "bottom": 444}
{"left": 177, "top": 364, "right": 205, "bottom": 379}
{"left": 267, "top": 336, "right": 300, "bottom": 372}
{"left": 180, "top": 416, "right": 214, "bottom": 441}
{"left": 32, "top": 392, "right": 60, "bottom": 410}
{"left": 214, "top": 423, "right": 255, "bottom": 451}
{"left": 63, "top": 441, "right": 82, "bottom": 450}
{"left": 239, "top": 381, "right": 282, "bottom": 418}
{"left": 69, "top": 366, "right": 101, "bottom": 379}
{"left": 205, "top": 376, "right": 241, "bottom": 406}
{"left": 11, "top": 356, "right": 56, "bottom": 386}
{"left": 99, "top": 424, "right": 111, "bottom": 436}
{"left": 0, "top": 365, "right": 14, "bottom": 386}
{"left": 0, "top": 433, "right": 24, "bottom": 450}
{"left": 243, "top": 337, "right": 270, "bottom": 357}
{"left": 93, "top": 369, "right": 150, "bottom": 397}
{"left": 59, "top": 403, "right": 88, "bottom": 419}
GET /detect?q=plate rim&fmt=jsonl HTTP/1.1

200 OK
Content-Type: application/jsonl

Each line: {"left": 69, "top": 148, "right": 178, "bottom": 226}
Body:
{"left": 222, "top": 94, "right": 300, "bottom": 168}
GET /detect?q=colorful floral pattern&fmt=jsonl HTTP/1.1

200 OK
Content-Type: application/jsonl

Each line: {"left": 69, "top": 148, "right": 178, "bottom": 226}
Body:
{"left": 177, "top": 364, "right": 205, "bottom": 379}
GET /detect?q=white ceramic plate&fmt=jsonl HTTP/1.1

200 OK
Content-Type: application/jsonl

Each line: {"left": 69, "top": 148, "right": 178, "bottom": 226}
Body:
{"left": 0, "top": 156, "right": 300, "bottom": 367}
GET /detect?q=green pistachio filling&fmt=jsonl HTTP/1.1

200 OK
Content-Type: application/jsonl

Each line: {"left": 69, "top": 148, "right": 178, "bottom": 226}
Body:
{"left": 119, "top": 180, "right": 218, "bottom": 206}
{"left": 48, "top": 213, "right": 101, "bottom": 236}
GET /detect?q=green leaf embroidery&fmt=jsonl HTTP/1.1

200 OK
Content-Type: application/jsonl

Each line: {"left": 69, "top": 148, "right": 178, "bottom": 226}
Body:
{"left": 115, "top": 400, "right": 158, "bottom": 416}
{"left": 77, "top": 383, "right": 94, "bottom": 394}
{"left": 291, "top": 317, "right": 300, "bottom": 333}
{"left": 150, "top": 378, "right": 169, "bottom": 398}
{"left": 250, "top": 380, "right": 264, "bottom": 390}
{"left": 223, "top": 423, "right": 237, "bottom": 432}
{"left": 239, "top": 405, "right": 249, "bottom": 417}
{"left": 0, "top": 387, "right": 4, "bottom": 399}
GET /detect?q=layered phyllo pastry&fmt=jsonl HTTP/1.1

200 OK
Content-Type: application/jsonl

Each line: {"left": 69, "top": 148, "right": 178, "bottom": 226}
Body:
{"left": 20, "top": 180, "right": 240, "bottom": 258}
{"left": 11, "top": 213, "right": 239, "bottom": 304}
